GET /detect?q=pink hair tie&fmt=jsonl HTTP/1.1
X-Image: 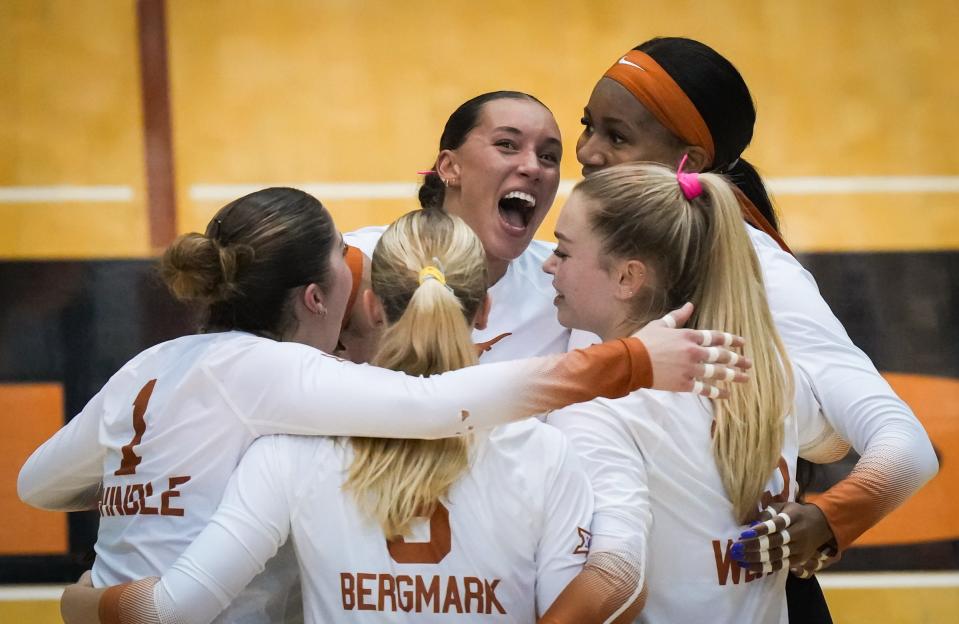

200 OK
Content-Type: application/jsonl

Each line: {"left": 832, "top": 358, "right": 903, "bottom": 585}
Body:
{"left": 676, "top": 154, "right": 703, "bottom": 200}
{"left": 416, "top": 169, "right": 434, "bottom": 176}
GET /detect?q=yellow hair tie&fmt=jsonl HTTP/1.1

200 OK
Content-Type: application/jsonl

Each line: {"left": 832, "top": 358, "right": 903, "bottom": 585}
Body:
{"left": 418, "top": 265, "right": 447, "bottom": 286}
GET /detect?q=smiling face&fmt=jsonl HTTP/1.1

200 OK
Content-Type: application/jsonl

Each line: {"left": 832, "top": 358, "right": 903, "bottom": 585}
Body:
{"left": 542, "top": 191, "right": 627, "bottom": 339}
{"left": 440, "top": 98, "right": 562, "bottom": 277}
{"left": 576, "top": 77, "right": 688, "bottom": 177}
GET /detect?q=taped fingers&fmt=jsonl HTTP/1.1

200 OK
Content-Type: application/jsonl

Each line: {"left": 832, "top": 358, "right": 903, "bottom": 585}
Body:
{"left": 691, "top": 380, "right": 723, "bottom": 399}
{"left": 697, "top": 345, "right": 751, "bottom": 371}
{"left": 741, "top": 531, "right": 789, "bottom": 552}
{"left": 697, "top": 364, "right": 744, "bottom": 383}
{"left": 741, "top": 544, "right": 793, "bottom": 564}
{"left": 739, "top": 559, "right": 785, "bottom": 573}
{"left": 698, "top": 330, "right": 743, "bottom": 348}
{"left": 789, "top": 550, "right": 831, "bottom": 578}
{"left": 792, "top": 567, "right": 812, "bottom": 579}
{"left": 758, "top": 512, "right": 792, "bottom": 535}
{"left": 705, "top": 347, "right": 721, "bottom": 363}
{"left": 661, "top": 312, "right": 677, "bottom": 328}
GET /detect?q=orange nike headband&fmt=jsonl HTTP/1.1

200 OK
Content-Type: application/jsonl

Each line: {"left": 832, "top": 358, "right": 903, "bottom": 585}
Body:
{"left": 604, "top": 50, "right": 716, "bottom": 166}
{"left": 342, "top": 244, "right": 364, "bottom": 329}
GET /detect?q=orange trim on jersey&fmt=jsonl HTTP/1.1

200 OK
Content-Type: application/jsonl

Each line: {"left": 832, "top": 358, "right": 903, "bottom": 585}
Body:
{"left": 543, "top": 338, "right": 653, "bottom": 409}
{"left": 540, "top": 554, "right": 647, "bottom": 623}
{"left": 342, "top": 244, "right": 364, "bottom": 330}
{"left": 604, "top": 50, "right": 715, "bottom": 165}
{"left": 98, "top": 583, "right": 125, "bottom": 624}
{"left": 810, "top": 474, "right": 887, "bottom": 552}
{"left": 809, "top": 372, "right": 952, "bottom": 551}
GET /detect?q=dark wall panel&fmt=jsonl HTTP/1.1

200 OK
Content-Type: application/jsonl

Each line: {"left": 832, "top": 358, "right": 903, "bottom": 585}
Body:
{"left": 1, "top": 251, "right": 956, "bottom": 581}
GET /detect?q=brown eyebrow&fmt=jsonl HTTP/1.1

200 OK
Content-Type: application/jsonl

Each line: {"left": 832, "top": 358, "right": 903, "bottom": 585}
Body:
{"left": 493, "top": 126, "right": 562, "bottom": 149}
{"left": 601, "top": 116, "right": 634, "bottom": 131}
{"left": 555, "top": 230, "right": 571, "bottom": 242}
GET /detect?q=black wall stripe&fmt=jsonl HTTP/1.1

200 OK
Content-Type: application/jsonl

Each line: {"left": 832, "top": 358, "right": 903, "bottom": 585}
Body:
{"left": 1, "top": 251, "right": 956, "bottom": 581}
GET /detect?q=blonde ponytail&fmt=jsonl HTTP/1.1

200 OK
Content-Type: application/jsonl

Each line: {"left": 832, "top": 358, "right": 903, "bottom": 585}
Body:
{"left": 577, "top": 163, "right": 792, "bottom": 522}
{"left": 344, "top": 208, "right": 487, "bottom": 538}
{"left": 694, "top": 174, "right": 793, "bottom": 522}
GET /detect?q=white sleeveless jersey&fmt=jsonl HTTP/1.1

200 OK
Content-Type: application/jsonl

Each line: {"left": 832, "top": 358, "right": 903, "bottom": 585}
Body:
{"left": 548, "top": 368, "right": 839, "bottom": 623}
{"left": 347, "top": 227, "right": 576, "bottom": 361}
{"left": 155, "top": 421, "right": 593, "bottom": 624}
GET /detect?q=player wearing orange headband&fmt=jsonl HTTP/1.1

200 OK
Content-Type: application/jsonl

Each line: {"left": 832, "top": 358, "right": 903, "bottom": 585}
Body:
{"left": 562, "top": 37, "right": 938, "bottom": 622}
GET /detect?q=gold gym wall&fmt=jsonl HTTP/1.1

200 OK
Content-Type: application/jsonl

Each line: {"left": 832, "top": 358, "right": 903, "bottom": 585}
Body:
{"left": 2, "top": 0, "right": 958, "bottom": 258}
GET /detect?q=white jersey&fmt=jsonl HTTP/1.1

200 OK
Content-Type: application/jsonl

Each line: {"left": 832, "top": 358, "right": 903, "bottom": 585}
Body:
{"left": 152, "top": 421, "right": 592, "bottom": 624}
{"left": 746, "top": 227, "right": 937, "bottom": 549}
{"left": 347, "top": 227, "right": 575, "bottom": 361}
{"left": 548, "top": 368, "right": 839, "bottom": 623}
{"left": 19, "top": 331, "right": 647, "bottom": 619}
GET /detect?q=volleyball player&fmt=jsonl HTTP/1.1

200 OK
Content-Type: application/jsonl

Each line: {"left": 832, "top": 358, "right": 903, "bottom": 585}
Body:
{"left": 343, "top": 91, "right": 744, "bottom": 386}
{"left": 575, "top": 38, "right": 938, "bottom": 618}
{"left": 542, "top": 163, "right": 849, "bottom": 622}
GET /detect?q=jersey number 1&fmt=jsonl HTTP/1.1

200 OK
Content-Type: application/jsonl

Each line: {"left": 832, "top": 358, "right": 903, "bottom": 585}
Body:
{"left": 114, "top": 379, "right": 157, "bottom": 476}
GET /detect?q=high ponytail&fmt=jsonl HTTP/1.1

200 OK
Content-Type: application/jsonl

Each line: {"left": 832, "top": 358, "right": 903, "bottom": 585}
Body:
{"left": 693, "top": 174, "right": 792, "bottom": 521}
{"left": 577, "top": 163, "right": 792, "bottom": 522}
{"left": 344, "top": 208, "right": 488, "bottom": 538}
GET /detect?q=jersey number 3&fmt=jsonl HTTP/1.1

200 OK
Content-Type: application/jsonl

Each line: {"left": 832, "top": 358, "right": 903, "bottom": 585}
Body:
{"left": 115, "top": 379, "right": 157, "bottom": 476}
{"left": 387, "top": 503, "right": 452, "bottom": 564}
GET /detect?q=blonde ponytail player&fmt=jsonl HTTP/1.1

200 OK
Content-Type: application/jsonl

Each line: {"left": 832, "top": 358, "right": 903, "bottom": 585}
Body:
{"left": 541, "top": 163, "right": 849, "bottom": 623}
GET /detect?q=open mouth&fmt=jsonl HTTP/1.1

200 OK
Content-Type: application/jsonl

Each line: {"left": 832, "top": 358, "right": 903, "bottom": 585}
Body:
{"left": 497, "top": 191, "right": 536, "bottom": 234}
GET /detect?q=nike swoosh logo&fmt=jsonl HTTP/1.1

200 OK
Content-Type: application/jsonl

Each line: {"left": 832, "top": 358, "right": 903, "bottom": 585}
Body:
{"left": 618, "top": 56, "right": 645, "bottom": 71}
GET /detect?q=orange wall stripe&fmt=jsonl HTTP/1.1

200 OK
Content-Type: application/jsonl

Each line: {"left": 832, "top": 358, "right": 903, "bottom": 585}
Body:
{"left": 0, "top": 383, "right": 69, "bottom": 555}
{"left": 810, "top": 373, "right": 959, "bottom": 547}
